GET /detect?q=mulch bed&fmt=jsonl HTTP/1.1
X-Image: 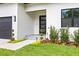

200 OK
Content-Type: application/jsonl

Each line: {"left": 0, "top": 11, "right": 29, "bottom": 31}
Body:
{"left": 40, "top": 39, "right": 79, "bottom": 48}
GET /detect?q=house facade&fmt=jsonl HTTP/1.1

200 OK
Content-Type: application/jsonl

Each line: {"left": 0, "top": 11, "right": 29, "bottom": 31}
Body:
{"left": 0, "top": 3, "right": 79, "bottom": 40}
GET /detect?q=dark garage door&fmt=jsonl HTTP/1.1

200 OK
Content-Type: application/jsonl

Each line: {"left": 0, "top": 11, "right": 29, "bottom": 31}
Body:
{"left": 0, "top": 17, "right": 12, "bottom": 39}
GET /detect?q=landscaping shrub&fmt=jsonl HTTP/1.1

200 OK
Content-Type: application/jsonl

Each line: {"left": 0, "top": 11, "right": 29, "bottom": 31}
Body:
{"left": 60, "top": 28, "right": 69, "bottom": 43}
{"left": 73, "top": 29, "right": 79, "bottom": 45}
{"left": 31, "top": 40, "right": 42, "bottom": 45}
{"left": 49, "top": 26, "right": 58, "bottom": 43}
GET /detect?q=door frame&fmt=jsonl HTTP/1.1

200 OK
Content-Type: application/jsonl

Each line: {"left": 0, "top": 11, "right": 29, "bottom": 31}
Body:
{"left": 39, "top": 15, "right": 46, "bottom": 34}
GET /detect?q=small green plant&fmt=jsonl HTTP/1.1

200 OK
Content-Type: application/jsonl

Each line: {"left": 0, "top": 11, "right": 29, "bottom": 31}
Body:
{"left": 73, "top": 29, "right": 79, "bottom": 45}
{"left": 60, "top": 28, "right": 69, "bottom": 43}
{"left": 31, "top": 40, "right": 42, "bottom": 45}
{"left": 49, "top": 26, "right": 58, "bottom": 42}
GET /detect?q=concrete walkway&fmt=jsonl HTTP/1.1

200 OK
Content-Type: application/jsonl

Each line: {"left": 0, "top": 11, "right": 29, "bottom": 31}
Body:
{"left": 0, "top": 39, "right": 36, "bottom": 50}
{"left": 0, "top": 34, "right": 45, "bottom": 50}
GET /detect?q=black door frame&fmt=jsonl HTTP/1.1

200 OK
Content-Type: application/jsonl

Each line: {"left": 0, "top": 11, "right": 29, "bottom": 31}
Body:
{"left": 39, "top": 15, "right": 46, "bottom": 34}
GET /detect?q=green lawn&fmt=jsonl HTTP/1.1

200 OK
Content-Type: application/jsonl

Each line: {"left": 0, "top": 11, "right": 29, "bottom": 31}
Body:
{"left": 0, "top": 44, "right": 79, "bottom": 56}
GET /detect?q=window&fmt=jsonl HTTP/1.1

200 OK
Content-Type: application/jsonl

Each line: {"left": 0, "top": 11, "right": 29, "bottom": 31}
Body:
{"left": 61, "top": 8, "right": 79, "bottom": 27}
{"left": 61, "top": 9, "right": 72, "bottom": 27}
{"left": 14, "top": 16, "right": 16, "bottom": 22}
{"left": 74, "top": 9, "right": 79, "bottom": 27}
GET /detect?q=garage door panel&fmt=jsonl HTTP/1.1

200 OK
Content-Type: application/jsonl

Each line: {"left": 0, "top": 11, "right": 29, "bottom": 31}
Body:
{"left": 0, "top": 17, "right": 12, "bottom": 39}
{"left": 0, "top": 32, "right": 11, "bottom": 34}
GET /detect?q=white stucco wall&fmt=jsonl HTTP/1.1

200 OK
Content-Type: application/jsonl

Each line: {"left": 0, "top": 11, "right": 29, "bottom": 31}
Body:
{"left": 46, "top": 3, "right": 79, "bottom": 40}
{"left": 1, "top": 3, "right": 79, "bottom": 40}
{"left": 0, "top": 3, "right": 17, "bottom": 39}
{"left": 47, "top": 3, "right": 79, "bottom": 30}
{"left": 0, "top": 3, "right": 17, "bottom": 17}
{"left": 17, "top": 4, "right": 34, "bottom": 39}
{"left": 25, "top": 3, "right": 79, "bottom": 41}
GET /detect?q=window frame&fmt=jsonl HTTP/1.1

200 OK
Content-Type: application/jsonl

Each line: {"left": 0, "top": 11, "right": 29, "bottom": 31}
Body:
{"left": 61, "top": 8, "right": 79, "bottom": 27}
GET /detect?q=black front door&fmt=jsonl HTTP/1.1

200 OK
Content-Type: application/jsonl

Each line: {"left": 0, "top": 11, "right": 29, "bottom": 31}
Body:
{"left": 39, "top": 15, "right": 46, "bottom": 34}
{"left": 0, "top": 17, "right": 12, "bottom": 39}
